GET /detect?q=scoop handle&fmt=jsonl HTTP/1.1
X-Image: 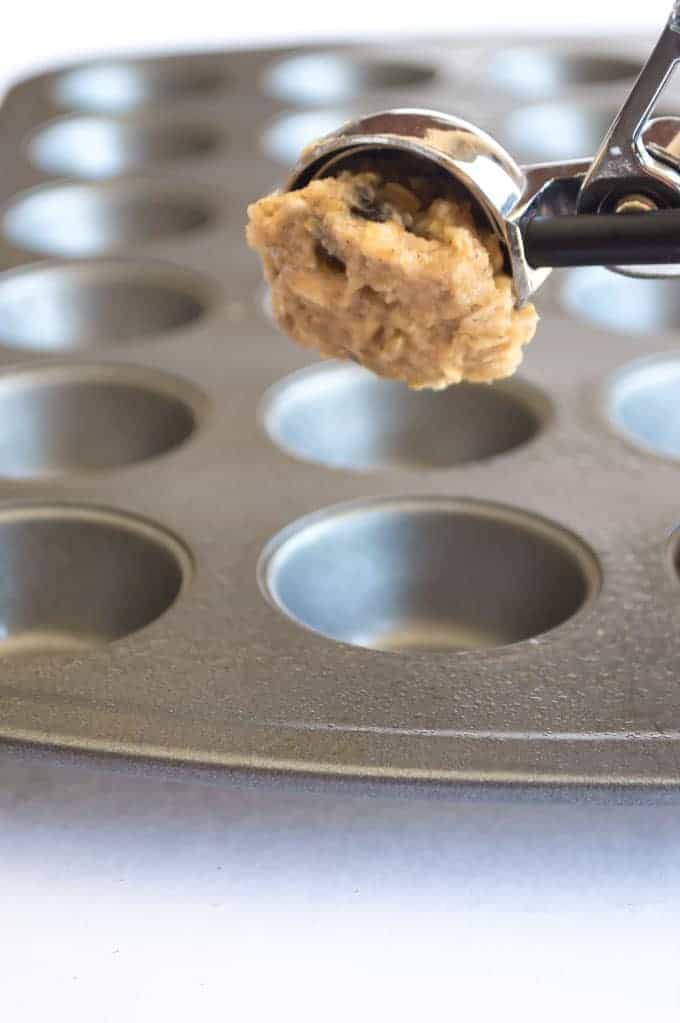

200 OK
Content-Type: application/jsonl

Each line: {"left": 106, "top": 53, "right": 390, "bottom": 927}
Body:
{"left": 579, "top": 3, "right": 680, "bottom": 212}
{"left": 522, "top": 209, "right": 680, "bottom": 268}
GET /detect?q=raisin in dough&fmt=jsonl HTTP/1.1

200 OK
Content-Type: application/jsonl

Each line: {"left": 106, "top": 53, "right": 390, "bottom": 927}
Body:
{"left": 246, "top": 170, "right": 538, "bottom": 390}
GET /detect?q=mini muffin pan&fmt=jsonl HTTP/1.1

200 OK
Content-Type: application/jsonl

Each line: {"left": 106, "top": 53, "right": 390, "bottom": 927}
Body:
{"left": 2, "top": 37, "right": 680, "bottom": 791}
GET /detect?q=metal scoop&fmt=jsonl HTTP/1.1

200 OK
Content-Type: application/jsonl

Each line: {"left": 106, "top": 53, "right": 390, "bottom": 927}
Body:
{"left": 285, "top": 3, "right": 680, "bottom": 305}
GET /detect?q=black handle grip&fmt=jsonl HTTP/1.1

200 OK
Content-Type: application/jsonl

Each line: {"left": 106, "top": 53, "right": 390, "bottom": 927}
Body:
{"left": 522, "top": 210, "right": 680, "bottom": 268}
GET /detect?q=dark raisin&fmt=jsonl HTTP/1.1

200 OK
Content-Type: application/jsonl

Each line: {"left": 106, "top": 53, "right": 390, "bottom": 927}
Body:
{"left": 350, "top": 203, "right": 390, "bottom": 222}
{"left": 350, "top": 185, "right": 389, "bottom": 223}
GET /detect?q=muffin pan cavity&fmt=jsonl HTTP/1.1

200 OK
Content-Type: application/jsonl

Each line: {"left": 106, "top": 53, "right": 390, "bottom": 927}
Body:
{"left": 606, "top": 354, "right": 680, "bottom": 460}
{"left": 489, "top": 48, "right": 641, "bottom": 99}
{"left": 0, "top": 505, "right": 189, "bottom": 656}
{"left": 505, "top": 102, "right": 618, "bottom": 163}
{"left": 261, "top": 363, "right": 550, "bottom": 471}
{"left": 262, "top": 108, "right": 360, "bottom": 166}
{"left": 53, "top": 60, "right": 226, "bottom": 113}
{"left": 29, "top": 115, "right": 221, "bottom": 179}
{"left": 262, "top": 52, "right": 437, "bottom": 105}
{"left": 504, "top": 100, "right": 675, "bottom": 164}
{"left": 0, "top": 260, "right": 210, "bottom": 351}
{"left": 260, "top": 498, "right": 599, "bottom": 653}
{"left": 0, "top": 362, "right": 203, "bottom": 478}
{"left": 3, "top": 181, "right": 215, "bottom": 257}
{"left": 562, "top": 267, "right": 680, "bottom": 334}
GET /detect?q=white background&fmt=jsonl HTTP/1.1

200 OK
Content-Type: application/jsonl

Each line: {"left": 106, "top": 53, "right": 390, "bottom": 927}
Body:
{"left": 0, "top": 0, "right": 672, "bottom": 96}
{"left": 2, "top": 2, "right": 680, "bottom": 1021}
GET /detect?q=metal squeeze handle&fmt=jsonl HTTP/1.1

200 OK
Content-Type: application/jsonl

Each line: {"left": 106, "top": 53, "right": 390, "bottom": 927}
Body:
{"left": 519, "top": 2, "right": 680, "bottom": 269}
{"left": 578, "top": 0, "right": 680, "bottom": 213}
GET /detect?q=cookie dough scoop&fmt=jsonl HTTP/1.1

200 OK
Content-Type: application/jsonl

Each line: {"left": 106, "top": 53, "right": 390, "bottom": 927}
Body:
{"left": 285, "top": 0, "right": 680, "bottom": 307}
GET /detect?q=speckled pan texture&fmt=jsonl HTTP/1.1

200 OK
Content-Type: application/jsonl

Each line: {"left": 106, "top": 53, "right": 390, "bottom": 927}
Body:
{"left": 2, "top": 36, "right": 680, "bottom": 793}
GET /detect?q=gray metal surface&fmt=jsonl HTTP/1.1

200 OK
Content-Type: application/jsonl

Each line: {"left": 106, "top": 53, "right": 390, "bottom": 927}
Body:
{"left": 2, "top": 37, "right": 680, "bottom": 790}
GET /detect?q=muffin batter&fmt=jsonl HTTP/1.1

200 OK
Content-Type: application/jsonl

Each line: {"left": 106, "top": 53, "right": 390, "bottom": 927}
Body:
{"left": 246, "top": 167, "right": 538, "bottom": 390}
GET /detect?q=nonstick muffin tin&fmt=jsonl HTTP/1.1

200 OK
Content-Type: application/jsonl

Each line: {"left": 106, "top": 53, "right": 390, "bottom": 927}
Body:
{"left": 2, "top": 36, "right": 680, "bottom": 791}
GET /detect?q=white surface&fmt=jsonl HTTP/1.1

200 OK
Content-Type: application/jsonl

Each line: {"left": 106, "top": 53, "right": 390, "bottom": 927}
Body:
{"left": 2, "top": 5, "right": 679, "bottom": 1018}
{"left": 0, "top": 0, "right": 672, "bottom": 97}
{"left": 2, "top": 757, "right": 680, "bottom": 1021}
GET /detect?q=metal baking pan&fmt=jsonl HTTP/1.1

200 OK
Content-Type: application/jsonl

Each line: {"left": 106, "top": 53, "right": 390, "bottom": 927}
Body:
{"left": 1, "top": 36, "right": 680, "bottom": 793}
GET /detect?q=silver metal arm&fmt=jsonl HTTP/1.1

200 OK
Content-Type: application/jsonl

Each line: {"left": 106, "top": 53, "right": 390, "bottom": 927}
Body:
{"left": 579, "top": 3, "right": 680, "bottom": 212}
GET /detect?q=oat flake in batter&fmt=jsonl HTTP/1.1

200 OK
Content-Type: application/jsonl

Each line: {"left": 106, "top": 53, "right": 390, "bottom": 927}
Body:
{"left": 246, "top": 168, "right": 538, "bottom": 390}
